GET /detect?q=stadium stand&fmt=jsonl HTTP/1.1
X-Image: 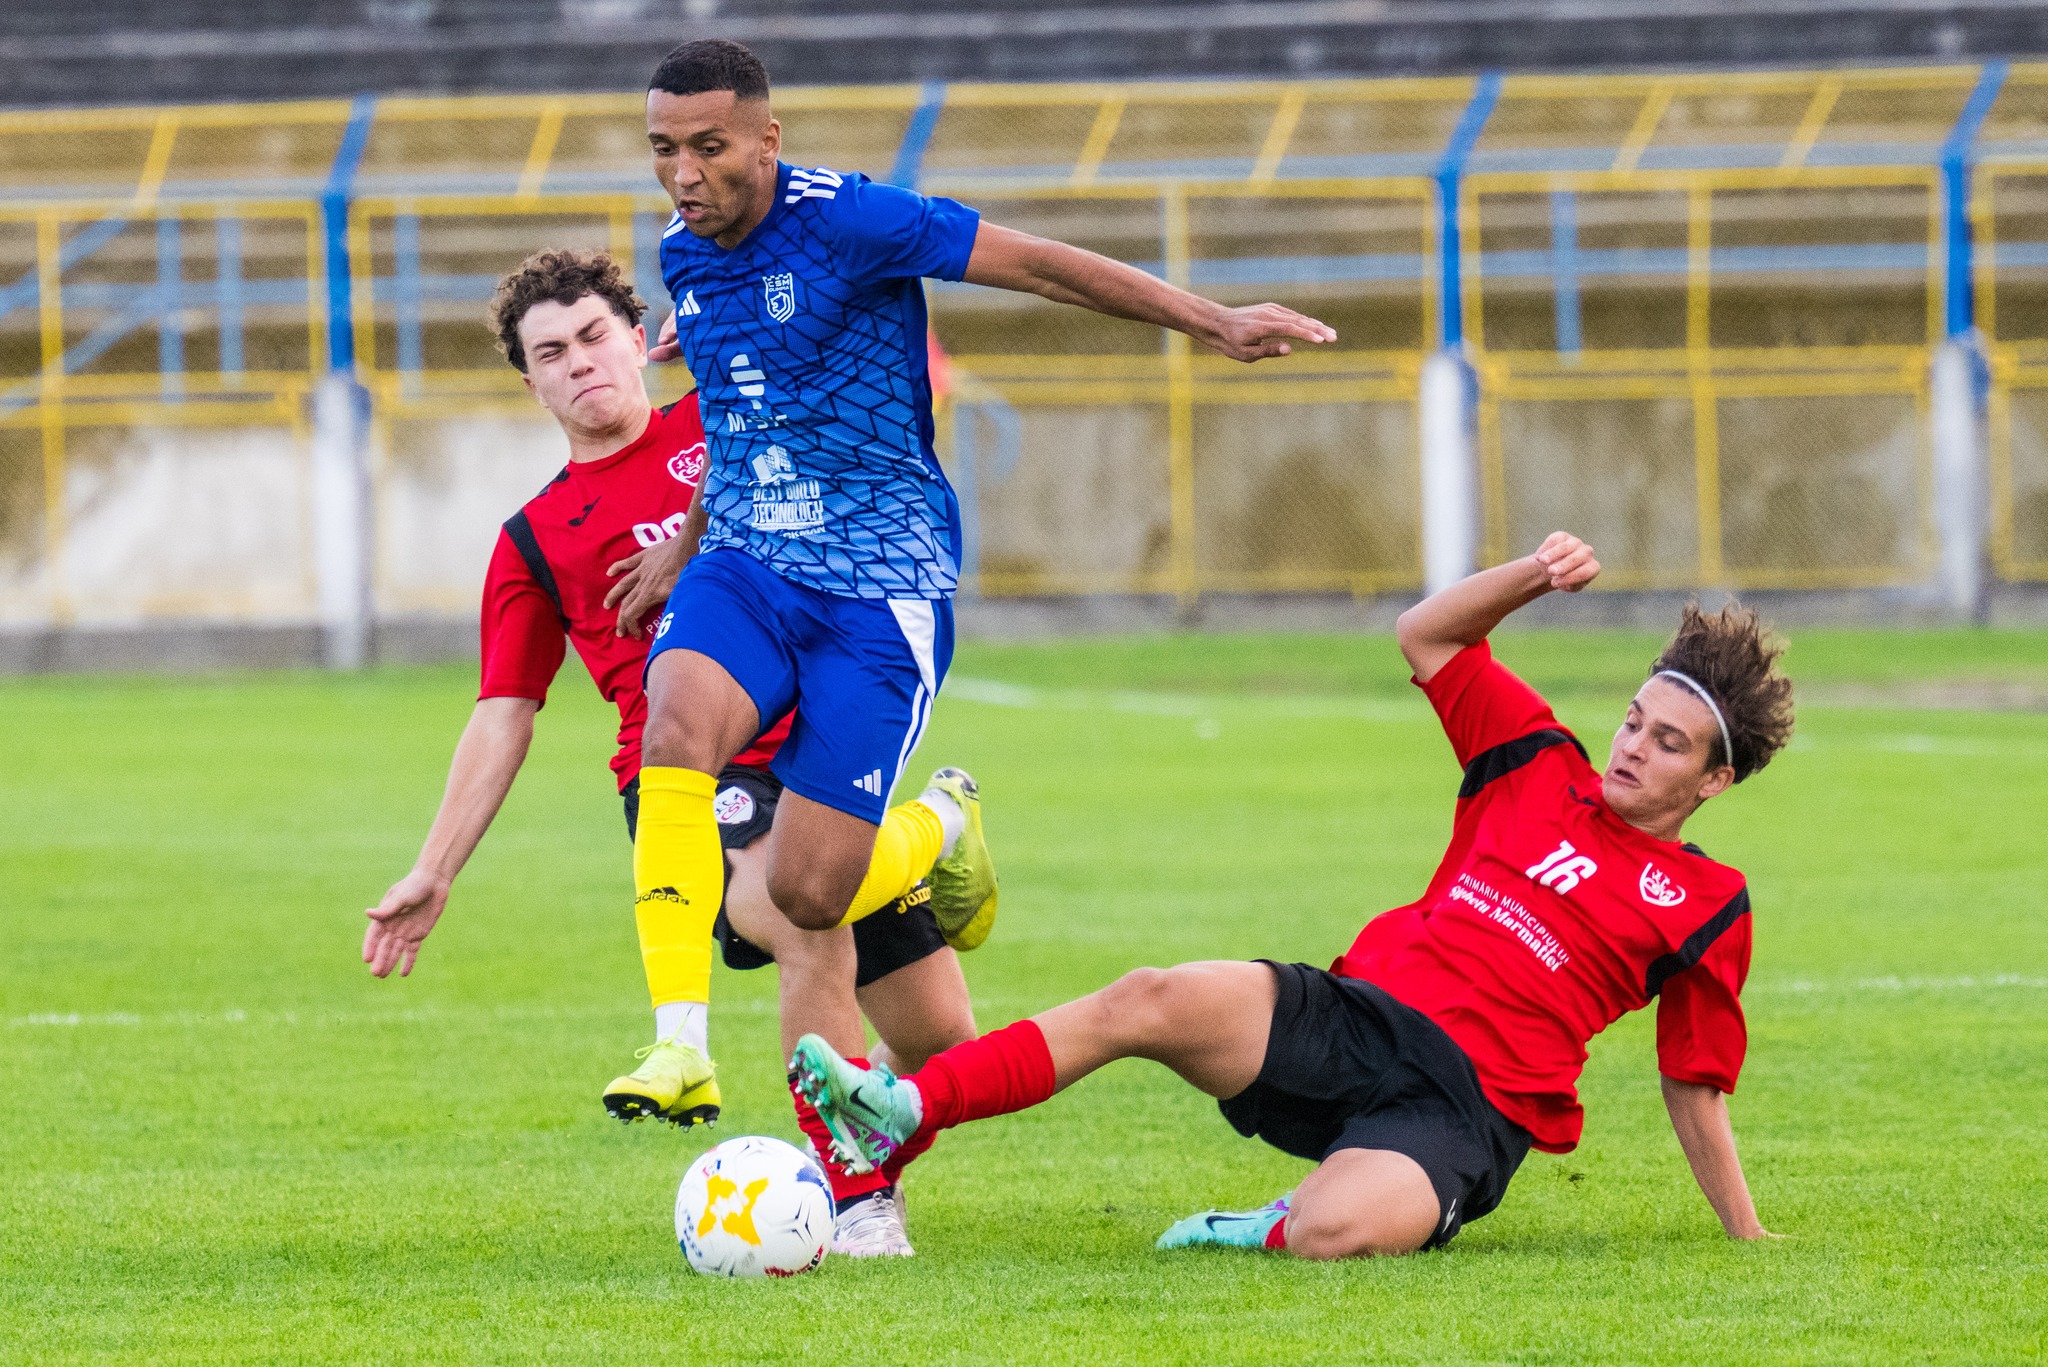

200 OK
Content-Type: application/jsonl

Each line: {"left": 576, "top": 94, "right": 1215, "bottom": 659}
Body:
{"left": 4, "top": 3, "right": 2048, "bottom": 106}
{"left": 5, "top": 63, "right": 2048, "bottom": 667}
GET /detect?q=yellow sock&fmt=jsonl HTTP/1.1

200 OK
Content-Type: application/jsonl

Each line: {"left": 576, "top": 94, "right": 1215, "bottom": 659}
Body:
{"left": 843, "top": 798, "right": 946, "bottom": 924}
{"left": 632, "top": 766, "right": 722, "bottom": 1011}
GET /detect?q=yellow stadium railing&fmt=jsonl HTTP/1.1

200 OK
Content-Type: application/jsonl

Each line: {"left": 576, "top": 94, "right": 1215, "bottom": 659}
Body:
{"left": 2, "top": 64, "right": 2044, "bottom": 631}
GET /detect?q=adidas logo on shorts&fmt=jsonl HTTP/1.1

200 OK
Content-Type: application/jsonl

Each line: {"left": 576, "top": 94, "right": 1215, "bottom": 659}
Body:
{"left": 852, "top": 769, "right": 885, "bottom": 797}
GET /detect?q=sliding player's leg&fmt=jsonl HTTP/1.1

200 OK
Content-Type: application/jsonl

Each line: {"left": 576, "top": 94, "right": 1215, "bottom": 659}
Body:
{"left": 1159, "top": 964, "right": 1529, "bottom": 1258}
{"left": 790, "top": 960, "right": 1276, "bottom": 1173}
{"left": 607, "top": 553, "right": 794, "bottom": 1126}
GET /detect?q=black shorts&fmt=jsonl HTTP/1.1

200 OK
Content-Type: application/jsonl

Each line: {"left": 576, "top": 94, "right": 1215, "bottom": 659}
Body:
{"left": 1218, "top": 961, "right": 1531, "bottom": 1250}
{"left": 621, "top": 766, "right": 949, "bottom": 989}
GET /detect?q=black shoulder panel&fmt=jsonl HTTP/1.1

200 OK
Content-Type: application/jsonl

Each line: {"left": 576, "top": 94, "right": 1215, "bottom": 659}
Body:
{"left": 502, "top": 510, "right": 570, "bottom": 629}
{"left": 1644, "top": 888, "right": 1751, "bottom": 998}
{"left": 1458, "top": 728, "right": 1588, "bottom": 799}
{"left": 659, "top": 387, "right": 700, "bottom": 418}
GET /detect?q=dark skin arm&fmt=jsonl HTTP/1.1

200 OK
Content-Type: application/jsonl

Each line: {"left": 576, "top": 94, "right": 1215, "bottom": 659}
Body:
{"left": 961, "top": 223, "right": 1336, "bottom": 362}
{"left": 644, "top": 224, "right": 1338, "bottom": 365}
{"left": 604, "top": 478, "right": 709, "bottom": 638}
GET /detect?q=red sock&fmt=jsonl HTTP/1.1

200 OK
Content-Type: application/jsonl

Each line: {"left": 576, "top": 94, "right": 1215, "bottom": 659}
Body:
{"left": 880, "top": 1127, "right": 936, "bottom": 1185}
{"left": 1264, "top": 1217, "right": 1288, "bottom": 1251}
{"left": 907, "top": 1019, "right": 1057, "bottom": 1139}
{"left": 788, "top": 1059, "right": 889, "bottom": 1207}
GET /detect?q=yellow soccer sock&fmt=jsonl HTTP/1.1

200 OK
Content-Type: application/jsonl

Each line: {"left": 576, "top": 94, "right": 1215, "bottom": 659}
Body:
{"left": 843, "top": 798, "right": 947, "bottom": 924}
{"left": 632, "top": 766, "right": 723, "bottom": 1012}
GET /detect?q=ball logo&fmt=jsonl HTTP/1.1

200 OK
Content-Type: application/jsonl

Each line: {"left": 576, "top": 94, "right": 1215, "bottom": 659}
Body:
{"left": 1639, "top": 863, "right": 1687, "bottom": 907}
{"left": 669, "top": 443, "right": 705, "bottom": 484}
{"left": 713, "top": 786, "right": 756, "bottom": 826}
{"left": 696, "top": 1172, "right": 771, "bottom": 1247}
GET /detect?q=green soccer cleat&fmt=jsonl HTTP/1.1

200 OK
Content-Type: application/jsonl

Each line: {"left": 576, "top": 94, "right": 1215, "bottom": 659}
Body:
{"left": 924, "top": 767, "right": 998, "bottom": 951}
{"left": 602, "top": 1036, "right": 720, "bottom": 1128}
{"left": 787, "top": 1033, "right": 922, "bottom": 1175}
{"left": 1156, "top": 1195, "right": 1290, "bottom": 1251}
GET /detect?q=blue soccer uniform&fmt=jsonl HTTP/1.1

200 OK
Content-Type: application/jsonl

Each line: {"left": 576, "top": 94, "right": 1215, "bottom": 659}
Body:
{"left": 647, "top": 162, "right": 981, "bottom": 821}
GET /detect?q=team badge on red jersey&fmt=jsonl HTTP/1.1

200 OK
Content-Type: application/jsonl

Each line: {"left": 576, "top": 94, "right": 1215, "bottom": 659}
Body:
{"left": 1638, "top": 863, "right": 1687, "bottom": 907}
{"left": 669, "top": 443, "right": 705, "bottom": 484}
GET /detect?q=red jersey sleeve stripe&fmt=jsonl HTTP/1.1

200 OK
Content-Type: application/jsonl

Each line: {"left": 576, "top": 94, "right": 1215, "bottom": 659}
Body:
{"left": 501, "top": 510, "right": 568, "bottom": 629}
{"left": 1645, "top": 888, "right": 1752, "bottom": 999}
{"left": 1457, "top": 727, "right": 1588, "bottom": 799}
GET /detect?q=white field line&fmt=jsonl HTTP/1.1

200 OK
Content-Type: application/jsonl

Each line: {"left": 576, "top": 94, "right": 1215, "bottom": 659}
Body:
{"left": 942, "top": 676, "right": 1423, "bottom": 723}
{"left": 10, "top": 976, "right": 2043, "bottom": 1030}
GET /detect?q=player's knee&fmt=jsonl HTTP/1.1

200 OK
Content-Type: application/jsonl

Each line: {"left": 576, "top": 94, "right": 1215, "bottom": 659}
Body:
{"left": 1094, "top": 966, "right": 1180, "bottom": 1045}
{"left": 766, "top": 862, "right": 850, "bottom": 931}
{"left": 1282, "top": 1205, "right": 1425, "bottom": 1261}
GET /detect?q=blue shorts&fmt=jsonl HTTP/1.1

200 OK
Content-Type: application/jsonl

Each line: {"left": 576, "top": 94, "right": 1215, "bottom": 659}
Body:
{"left": 646, "top": 547, "right": 953, "bottom": 824}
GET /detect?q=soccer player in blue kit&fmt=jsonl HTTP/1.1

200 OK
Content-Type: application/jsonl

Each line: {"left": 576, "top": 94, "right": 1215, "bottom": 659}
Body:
{"left": 617, "top": 39, "right": 1337, "bottom": 1112}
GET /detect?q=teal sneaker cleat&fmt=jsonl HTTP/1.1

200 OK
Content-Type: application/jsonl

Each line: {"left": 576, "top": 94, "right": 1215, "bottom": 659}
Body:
{"left": 788, "top": 1033, "right": 923, "bottom": 1176}
{"left": 923, "top": 767, "right": 998, "bottom": 951}
{"left": 1157, "top": 1195, "right": 1290, "bottom": 1251}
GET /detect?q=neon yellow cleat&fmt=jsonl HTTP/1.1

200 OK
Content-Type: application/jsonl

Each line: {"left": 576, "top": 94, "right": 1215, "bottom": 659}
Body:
{"left": 602, "top": 1037, "right": 720, "bottom": 1127}
{"left": 924, "top": 767, "right": 997, "bottom": 951}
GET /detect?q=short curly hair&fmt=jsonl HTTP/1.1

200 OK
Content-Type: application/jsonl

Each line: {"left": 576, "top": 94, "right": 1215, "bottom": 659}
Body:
{"left": 489, "top": 248, "right": 645, "bottom": 373}
{"left": 1649, "top": 603, "right": 1796, "bottom": 783}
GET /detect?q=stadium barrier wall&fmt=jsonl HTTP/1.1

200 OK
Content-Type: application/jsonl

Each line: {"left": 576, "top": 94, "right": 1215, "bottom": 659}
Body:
{"left": 6, "top": 69, "right": 2048, "bottom": 669}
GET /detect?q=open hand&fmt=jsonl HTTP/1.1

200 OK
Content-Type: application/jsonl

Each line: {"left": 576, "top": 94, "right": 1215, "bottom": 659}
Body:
{"left": 1201, "top": 303, "right": 1338, "bottom": 362}
{"left": 605, "top": 533, "right": 689, "bottom": 637}
{"left": 648, "top": 308, "right": 682, "bottom": 363}
{"left": 1532, "top": 531, "right": 1600, "bottom": 592}
{"left": 363, "top": 869, "right": 451, "bottom": 978}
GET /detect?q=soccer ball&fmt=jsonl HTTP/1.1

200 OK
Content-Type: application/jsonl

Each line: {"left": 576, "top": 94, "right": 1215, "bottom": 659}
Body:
{"left": 675, "top": 1136, "right": 833, "bottom": 1278}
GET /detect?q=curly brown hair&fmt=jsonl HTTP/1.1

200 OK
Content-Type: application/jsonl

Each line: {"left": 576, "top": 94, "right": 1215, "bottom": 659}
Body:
{"left": 489, "top": 248, "right": 645, "bottom": 373}
{"left": 1649, "top": 603, "right": 1796, "bottom": 783}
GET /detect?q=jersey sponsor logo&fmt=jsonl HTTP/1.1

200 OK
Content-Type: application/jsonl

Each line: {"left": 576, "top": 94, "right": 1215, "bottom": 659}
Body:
{"left": 677, "top": 289, "right": 701, "bottom": 317}
{"left": 713, "top": 786, "right": 757, "bottom": 826}
{"left": 1638, "top": 863, "right": 1688, "bottom": 907}
{"left": 1449, "top": 872, "right": 1569, "bottom": 971}
{"left": 632, "top": 512, "right": 691, "bottom": 547}
{"left": 1525, "top": 840, "right": 1598, "bottom": 895}
{"left": 751, "top": 444, "right": 796, "bottom": 485}
{"left": 763, "top": 272, "right": 797, "bottom": 324}
{"left": 853, "top": 769, "right": 885, "bottom": 797}
{"left": 669, "top": 443, "right": 705, "bottom": 484}
{"left": 730, "top": 352, "right": 768, "bottom": 411}
{"left": 783, "top": 165, "right": 843, "bottom": 204}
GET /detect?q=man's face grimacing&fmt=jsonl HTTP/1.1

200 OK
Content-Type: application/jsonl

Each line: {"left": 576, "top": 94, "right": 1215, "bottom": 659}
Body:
{"left": 646, "top": 89, "right": 780, "bottom": 245}
{"left": 517, "top": 294, "right": 648, "bottom": 433}
{"left": 1601, "top": 676, "right": 1735, "bottom": 832}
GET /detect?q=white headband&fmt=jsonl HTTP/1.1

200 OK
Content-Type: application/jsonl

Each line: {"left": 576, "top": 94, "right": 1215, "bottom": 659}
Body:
{"left": 1652, "top": 670, "right": 1733, "bottom": 771}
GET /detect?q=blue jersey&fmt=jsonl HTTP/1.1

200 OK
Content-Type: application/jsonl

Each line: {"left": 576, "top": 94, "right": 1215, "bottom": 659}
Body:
{"left": 658, "top": 162, "right": 981, "bottom": 599}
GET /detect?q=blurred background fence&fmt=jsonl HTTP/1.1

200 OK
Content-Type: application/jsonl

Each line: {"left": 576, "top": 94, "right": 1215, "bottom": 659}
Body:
{"left": 7, "top": 64, "right": 2048, "bottom": 660}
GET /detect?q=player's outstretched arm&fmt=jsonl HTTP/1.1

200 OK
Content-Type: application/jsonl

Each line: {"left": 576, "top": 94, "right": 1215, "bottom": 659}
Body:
{"left": 363, "top": 696, "right": 539, "bottom": 978}
{"left": 1396, "top": 531, "right": 1600, "bottom": 683}
{"left": 962, "top": 223, "right": 1337, "bottom": 363}
{"left": 1662, "top": 1076, "right": 1774, "bottom": 1240}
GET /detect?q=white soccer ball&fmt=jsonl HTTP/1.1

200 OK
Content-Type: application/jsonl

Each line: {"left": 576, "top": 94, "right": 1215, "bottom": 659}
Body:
{"left": 675, "top": 1135, "right": 833, "bottom": 1278}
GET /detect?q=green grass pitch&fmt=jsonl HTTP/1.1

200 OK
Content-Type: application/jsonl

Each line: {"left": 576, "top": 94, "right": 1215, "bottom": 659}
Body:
{"left": 3, "top": 629, "right": 2046, "bottom": 1364}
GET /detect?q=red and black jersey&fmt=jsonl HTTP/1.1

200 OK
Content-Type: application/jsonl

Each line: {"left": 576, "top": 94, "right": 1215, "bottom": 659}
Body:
{"left": 1333, "top": 641, "right": 1752, "bottom": 1154}
{"left": 479, "top": 394, "right": 789, "bottom": 791}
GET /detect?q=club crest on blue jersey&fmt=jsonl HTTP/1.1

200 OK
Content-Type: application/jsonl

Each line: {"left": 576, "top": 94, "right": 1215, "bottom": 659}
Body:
{"left": 763, "top": 272, "right": 798, "bottom": 324}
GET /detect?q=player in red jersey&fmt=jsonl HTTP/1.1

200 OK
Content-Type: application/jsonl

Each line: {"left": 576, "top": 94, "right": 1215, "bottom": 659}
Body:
{"left": 792, "top": 531, "right": 1797, "bottom": 1257}
{"left": 360, "top": 250, "right": 990, "bottom": 1254}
